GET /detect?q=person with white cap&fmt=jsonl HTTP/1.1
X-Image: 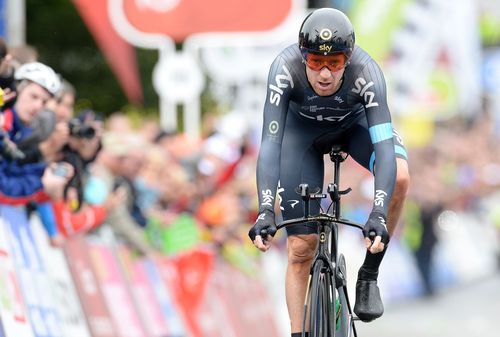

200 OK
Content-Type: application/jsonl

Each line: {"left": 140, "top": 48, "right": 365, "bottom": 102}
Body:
{"left": 0, "top": 61, "right": 71, "bottom": 204}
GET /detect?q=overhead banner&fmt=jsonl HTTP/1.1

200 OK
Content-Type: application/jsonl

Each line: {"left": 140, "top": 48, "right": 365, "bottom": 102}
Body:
{"left": 120, "top": 0, "right": 292, "bottom": 41}
{"left": 108, "top": 0, "right": 297, "bottom": 135}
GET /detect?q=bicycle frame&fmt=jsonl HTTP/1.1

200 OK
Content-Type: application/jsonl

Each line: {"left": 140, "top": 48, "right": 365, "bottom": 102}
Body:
{"left": 276, "top": 145, "right": 364, "bottom": 337}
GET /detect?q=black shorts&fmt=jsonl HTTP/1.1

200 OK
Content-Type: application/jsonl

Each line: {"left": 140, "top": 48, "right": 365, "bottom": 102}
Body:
{"left": 278, "top": 114, "right": 407, "bottom": 236}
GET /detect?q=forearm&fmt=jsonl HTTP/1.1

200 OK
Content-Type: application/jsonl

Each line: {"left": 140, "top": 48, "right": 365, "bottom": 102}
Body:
{"left": 371, "top": 141, "right": 396, "bottom": 215}
{"left": 256, "top": 141, "right": 282, "bottom": 213}
{"left": 53, "top": 200, "right": 107, "bottom": 236}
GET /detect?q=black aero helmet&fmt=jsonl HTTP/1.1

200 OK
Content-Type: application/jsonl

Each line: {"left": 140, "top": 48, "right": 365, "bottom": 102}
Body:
{"left": 299, "top": 8, "right": 355, "bottom": 58}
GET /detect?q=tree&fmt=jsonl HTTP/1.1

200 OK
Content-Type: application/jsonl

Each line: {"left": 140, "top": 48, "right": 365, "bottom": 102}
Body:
{"left": 26, "top": 0, "right": 159, "bottom": 116}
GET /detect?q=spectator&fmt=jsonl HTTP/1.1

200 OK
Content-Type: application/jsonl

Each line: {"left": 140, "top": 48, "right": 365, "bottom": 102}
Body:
{"left": 91, "top": 131, "right": 159, "bottom": 256}
{"left": 17, "top": 78, "right": 77, "bottom": 164}
{"left": 0, "top": 38, "right": 16, "bottom": 105}
{"left": 0, "top": 61, "right": 64, "bottom": 202}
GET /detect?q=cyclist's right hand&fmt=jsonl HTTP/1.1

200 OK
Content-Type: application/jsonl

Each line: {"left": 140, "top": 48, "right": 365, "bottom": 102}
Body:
{"left": 248, "top": 209, "right": 277, "bottom": 252}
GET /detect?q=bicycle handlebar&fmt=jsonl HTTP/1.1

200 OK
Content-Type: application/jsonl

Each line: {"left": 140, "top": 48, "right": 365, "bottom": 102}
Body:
{"left": 276, "top": 214, "right": 364, "bottom": 231}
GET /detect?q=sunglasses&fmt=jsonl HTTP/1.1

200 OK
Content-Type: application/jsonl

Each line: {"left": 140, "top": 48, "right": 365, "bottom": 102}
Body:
{"left": 304, "top": 53, "right": 347, "bottom": 72}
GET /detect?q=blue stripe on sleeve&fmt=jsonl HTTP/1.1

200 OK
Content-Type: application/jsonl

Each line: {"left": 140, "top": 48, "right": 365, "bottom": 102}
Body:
{"left": 369, "top": 123, "right": 393, "bottom": 144}
{"left": 369, "top": 152, "right": 376, "bottom": 173}
{"left": 369, "top": 144, "right": 408, "bottom": 174}
{"left": 395, "top": 145, "right": 408, "bottom": 160}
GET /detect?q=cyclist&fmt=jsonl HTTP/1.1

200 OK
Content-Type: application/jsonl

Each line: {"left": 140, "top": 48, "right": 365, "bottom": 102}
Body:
{"left": 248, "top": 8, "right": 410, "bottom": 335}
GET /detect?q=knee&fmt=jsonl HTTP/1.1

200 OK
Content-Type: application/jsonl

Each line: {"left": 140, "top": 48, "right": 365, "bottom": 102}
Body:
{"left": 395, "top": 159, "right": 410, "bottom": 197}
{"left": 287, "top": 235, "right": 317, "bottom": 265}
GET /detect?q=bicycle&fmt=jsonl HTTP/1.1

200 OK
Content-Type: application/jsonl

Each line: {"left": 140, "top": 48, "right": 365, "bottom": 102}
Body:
{"left": 276, "top": 144, "right": 365, "bottom": 337}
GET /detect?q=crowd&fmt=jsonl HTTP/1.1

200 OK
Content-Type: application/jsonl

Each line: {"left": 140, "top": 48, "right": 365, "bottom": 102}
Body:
{"left": 0, "top": 37, "right": 263, "bottom": 270}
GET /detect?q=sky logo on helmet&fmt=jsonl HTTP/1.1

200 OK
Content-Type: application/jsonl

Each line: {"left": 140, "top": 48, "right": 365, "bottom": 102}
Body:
{"left": 319, "top": 44, "right": 332, "bottom": 53}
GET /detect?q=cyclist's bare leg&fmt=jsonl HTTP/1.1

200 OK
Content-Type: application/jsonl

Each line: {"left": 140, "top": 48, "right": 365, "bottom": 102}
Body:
{"left": 387, "top": 158, "right": 410, "bottom": 235}
{"left": 286, "top": 233, "right": 318, "bottom": 333}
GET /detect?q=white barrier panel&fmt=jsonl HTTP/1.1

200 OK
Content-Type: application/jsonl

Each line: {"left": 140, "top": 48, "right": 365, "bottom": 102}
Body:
{"left": 30, "top": 216, "right": 91, "bottom": 337}
{"left": 1, "top": 205, "right": 59, "bottom": 337}
{"left": 0, "top": 211, "right": 34, "bottom": 337}
{"left": 1, "top": 205, "right": 285, "bottom": 337}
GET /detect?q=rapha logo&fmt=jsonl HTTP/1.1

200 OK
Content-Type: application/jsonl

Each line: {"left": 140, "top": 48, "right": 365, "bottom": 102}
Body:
{"left": 307, "top": 95, "right": 318, "bottom": 101}
{"left": 269, "top": 65, "right": 294, "bottom": 107}
{"left": 352, "top": 77, "right": 379, "bottom": 108}
{"left": 374, "top": 189, "right": 387, "bottom": 207}
{"left": 378, "top": 216, "right": 387, "bottom": 229}
{"left": 277, "top": 182, "right": 284, "bottom": 211}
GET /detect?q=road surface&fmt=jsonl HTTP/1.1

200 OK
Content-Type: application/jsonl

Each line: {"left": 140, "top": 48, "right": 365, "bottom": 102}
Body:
{"left": 356, "top": 274, "right": 500, "bottom": 337}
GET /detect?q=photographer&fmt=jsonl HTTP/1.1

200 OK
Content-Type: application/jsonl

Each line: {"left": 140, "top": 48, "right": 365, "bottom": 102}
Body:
{"left": 0, "top": 61, "right": 70, "bottom": 204}
{"left": 0, "top": 38, "right": 17, "bottom": 108}
{"left": 48, "top": 109, "right": 126, "bottom": 241}
{"left": 15, "top": 79, "right": 76, "bottom": 164}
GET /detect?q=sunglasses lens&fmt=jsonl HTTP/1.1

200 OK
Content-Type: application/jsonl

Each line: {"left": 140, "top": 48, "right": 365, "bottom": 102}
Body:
{"left": 305, "top": 53, "right": 346, "bottom": 72}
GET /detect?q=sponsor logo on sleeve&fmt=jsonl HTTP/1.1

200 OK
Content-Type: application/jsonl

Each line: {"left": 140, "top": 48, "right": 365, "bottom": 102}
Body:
{"left": 261, "top": 189, "right": 274, "bottom": 208}
{"left": 269, "top": 121, "right": 279, "bottom": 134}
{"left": 374, "top": 189, "right": 388, "bottom": 207}
{"left": 269, "top": 65, "right": 294, "bottom": 107}
{"left": 352, "top": 77, "right": 379, "bottom": 108}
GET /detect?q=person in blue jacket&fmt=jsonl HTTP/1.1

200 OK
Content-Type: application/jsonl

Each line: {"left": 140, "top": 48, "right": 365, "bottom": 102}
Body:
{"left": 0, "top": 62, "right": 71, "bottom": 242}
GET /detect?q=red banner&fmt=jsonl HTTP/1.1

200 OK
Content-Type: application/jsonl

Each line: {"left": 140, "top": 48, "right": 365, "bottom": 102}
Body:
{"left": 158, "top": 249, "right": 214, "bottom": 337}
{"left": 72, "top": 0, "right": 143, "bottom": 104}
{"left": 122, "top": 0, "right": 293, "bottom": 41}
{"left": 64, "top": 236, "right": 117, "bottom": 337}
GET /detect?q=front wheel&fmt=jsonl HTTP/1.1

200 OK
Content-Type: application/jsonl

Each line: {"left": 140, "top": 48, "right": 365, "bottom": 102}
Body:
{"left": 306, "top": 259, "right": 338, "bottom": 337}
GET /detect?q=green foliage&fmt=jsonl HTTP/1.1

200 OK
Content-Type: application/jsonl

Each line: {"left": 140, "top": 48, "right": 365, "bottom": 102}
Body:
{"left": 121, "top": 104, "right": 160, "bottom": 128}
{"left": 24, "top": 1, "right": 221, "bottom": 129}
{"left": 25, "top": 0, "right": 159, "bottom": 116}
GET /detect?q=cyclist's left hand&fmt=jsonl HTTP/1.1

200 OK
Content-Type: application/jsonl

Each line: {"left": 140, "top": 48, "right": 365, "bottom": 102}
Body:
{"left": 248, "top": 209, "right": 276, "bottom": 252}
{"left": 363, "top": 211, "right": 389, "bottom": 254}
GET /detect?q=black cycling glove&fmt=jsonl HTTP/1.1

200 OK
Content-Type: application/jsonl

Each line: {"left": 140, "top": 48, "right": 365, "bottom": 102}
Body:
{"left": 248, "top": 209, "right": 277, "bottom": 242}
{"left": 363, "top": 211, "right": 390, "bottom": 245}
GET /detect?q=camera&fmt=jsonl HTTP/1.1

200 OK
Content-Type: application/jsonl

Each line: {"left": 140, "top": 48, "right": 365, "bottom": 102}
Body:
{"left": 68, "top": 118, "right": 96, "bottom": 139}
{"left": 53, "top": 162, "right": 70, "bottom": 177}
{"left": 0, "top": 131, "right": 25, "bottom": 160}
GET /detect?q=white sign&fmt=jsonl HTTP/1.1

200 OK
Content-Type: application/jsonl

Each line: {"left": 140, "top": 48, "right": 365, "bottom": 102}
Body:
{"left": 153, "top": 51, "right": 205, "bottom": 103}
